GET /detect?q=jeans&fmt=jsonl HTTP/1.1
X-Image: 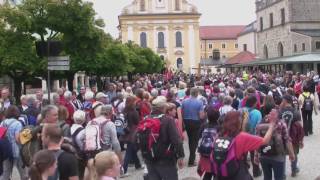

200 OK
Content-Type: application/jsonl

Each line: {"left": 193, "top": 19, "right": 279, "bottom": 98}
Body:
{"left": 123, "top": 142, "right": 142, "bottom": 173}
{"left": 0, "top": 158, "right": 28, "bottom": 180}
{"left": 291, "top": 154, "right": 298, "bottom": 172}
{"left": 146, "top": 162, "right": 178, "bottom": 180}
{"left": 291, "top": 145, "right": 299, "bottom": 172}
{"left": 184, "top": 120, "right": 201, "bottom": 165}
{"left": 260, "top": 158, "right": 285, "bottom": 180}
{"left": 301, "top": 110, "right": 313, "bottom": 135}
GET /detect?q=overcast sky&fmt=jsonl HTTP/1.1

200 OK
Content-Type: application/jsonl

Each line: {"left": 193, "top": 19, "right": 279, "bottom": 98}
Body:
{"left": 90, "top": 0, "right": 256, "bottom": 37}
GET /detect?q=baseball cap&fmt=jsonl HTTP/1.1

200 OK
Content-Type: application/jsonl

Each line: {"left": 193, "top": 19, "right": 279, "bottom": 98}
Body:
{"left": 95, "top": 92, "right": 108, "bottom": 99}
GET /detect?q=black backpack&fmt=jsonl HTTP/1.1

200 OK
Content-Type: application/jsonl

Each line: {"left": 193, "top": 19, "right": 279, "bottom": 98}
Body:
{"left": 272, "top": 90, "right": 282, "bottom": 105}
{"left": 71, "top": 127, "right": 87, "bottom": 160}
{"left": 302, "top": 95, "right": 313, "bottom": 111}
{"left": 198, "top": 128, "right": 218, "bottom": 157}
{"left": 256, "top": 123, "right": 286, "bottom": 156}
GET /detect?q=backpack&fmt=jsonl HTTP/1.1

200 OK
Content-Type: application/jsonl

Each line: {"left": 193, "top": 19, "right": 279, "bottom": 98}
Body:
{"left": 294, "top": 82, "right": 302, "bottom": 95}
{"left": 281, "top": 109, "right": 295, "bottom": 132}
{"left": 71, "top": 127, "right": 86, "bottom": 160}
{"left": 84, "top": 119, "right": 109, "bottom": 152}
{"left": 256, "top": 123, "right": 286, "bottom": 156}
{"left": 114, "top": 114, "right": 127, "bottom": 136}
{"left": 136, "top": 114, "right": 167, "bottom": 161}
{"left": 302, "top": 94, "right": 313, "bottom": 111}
{"left": 272, "top": 90, "right": 282, "bottom": 105}
{"left": 0, "top": 125, "right": 13, "bottom": 160}
{"left": 19, "top": 126, "right": 41, "bottom": 167}
{"left": 18, "top": 114, "right": 29, "bottom": 127}
{"left": 211, "top": 136, "right": 240, "bottom": 178}
{"left": 292, "top": 96, "right": 299, "bottom": 110}
{"left": 48, "top": 150, "right": 64, "bottom": 180}
{"left": 136, "top": 100, "right": 151, "bottom": 120}
{"left": 210, "top": 95, "right": 221, "bottom": 110}
{"left": 239, "top": 108, "right": 250, "bottom": 132}
{"left": 198, "top": 128, "right": 218, "bottom": 157}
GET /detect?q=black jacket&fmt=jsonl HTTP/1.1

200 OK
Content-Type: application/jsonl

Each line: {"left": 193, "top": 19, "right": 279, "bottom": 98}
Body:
{"left": 156, "top": 114, "right": 185, "bottom": 163}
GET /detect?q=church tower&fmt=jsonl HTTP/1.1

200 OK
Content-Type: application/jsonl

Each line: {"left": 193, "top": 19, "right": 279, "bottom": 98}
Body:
{"left": 119, "top": 0, "right": 201, "bottom": 73}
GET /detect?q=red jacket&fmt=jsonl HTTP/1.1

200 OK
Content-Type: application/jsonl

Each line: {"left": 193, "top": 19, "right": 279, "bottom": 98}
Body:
{"left": 136, "top": 99, "right": 151, "bottom": 120}
{"left": 64, "top": 101, "right": 75, "bottom": 125}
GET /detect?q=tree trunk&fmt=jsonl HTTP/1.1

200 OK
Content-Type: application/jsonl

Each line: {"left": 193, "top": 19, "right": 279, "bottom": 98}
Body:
{"left": 13, "top": 78, "right": 22, "bottom": 105}
{"left": 96, "top": 75, "right": 102, "bottom": 91}
{"left": 67, "top": 72, "right": 75, "bottom": 91}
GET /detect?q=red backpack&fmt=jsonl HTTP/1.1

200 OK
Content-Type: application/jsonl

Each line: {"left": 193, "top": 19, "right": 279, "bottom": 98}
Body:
{"left": 294, "top": 82, "right": 302, "bottom": 95}
{"left": 136, "top": 114, "right": 165, "bottom": 161}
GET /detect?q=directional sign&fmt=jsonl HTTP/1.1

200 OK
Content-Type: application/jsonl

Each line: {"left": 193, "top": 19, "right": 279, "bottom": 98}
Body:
{"left": 48, "top": 66, "right": 70, "bottom": 71}
{"left": 48, "top": 61, "right": 69, "bottom": 66}
{"left": 48, "top": 56, "right": 70, "bottom": 61}
{"left": 47, "top": 56, "right": 70, "bottom": 71}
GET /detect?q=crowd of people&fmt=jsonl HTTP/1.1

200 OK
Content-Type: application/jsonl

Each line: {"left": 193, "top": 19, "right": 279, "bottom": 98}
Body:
{"left": 0, "top": 70, "right": 319, "bottom": 180}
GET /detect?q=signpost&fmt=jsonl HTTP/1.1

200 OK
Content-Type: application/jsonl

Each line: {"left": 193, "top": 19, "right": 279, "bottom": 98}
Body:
{"left": 48, "top": 56, "right": 70, "bottom": 70}
{"left": 47, "top": 55, "right": 70, "bottom": 103}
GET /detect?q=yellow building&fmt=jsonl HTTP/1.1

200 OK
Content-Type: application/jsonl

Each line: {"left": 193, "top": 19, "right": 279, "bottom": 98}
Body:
{"left": 118, "top": 0, "right": 201, "bottom": 73}
{"left": 200, "top": 26, "right": 245, "bottom": 60}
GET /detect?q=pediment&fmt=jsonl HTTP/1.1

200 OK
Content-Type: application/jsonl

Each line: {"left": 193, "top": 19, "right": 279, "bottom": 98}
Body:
{"left": 156, "top": 26, "right": 166, "bottom": 31}
{"left": 175, "top": 50, "right": 184, "bottom": 55}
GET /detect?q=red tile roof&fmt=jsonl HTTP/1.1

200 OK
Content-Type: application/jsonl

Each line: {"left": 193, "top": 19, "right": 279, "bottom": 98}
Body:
{"left": 226, "top": 51, "right": 256, "bottom": 65}
{"left": 200, "top": 26, "right": 246, "bottom": 40}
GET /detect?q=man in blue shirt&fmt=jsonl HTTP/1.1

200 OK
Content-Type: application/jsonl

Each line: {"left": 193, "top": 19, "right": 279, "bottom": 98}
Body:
{"left": 246, "top": 95, "right": 263, "bottom": 177}
{"left": 182, "top": 87, "right": 205, "bottom": 166}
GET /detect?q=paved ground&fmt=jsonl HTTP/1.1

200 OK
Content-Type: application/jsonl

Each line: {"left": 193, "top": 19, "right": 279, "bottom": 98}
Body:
{"left": 12, "top": 114, "right": 320, "bottom": 180}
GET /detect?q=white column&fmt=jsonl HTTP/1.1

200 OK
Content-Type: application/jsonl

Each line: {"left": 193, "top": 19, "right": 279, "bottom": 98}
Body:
{"left": 188, "top": 25, "right": 196, "bottom": 72}
{"left": 154, "top": 27, "right": 157, "bottom": 50}
{"left": 165, "top": 26, "right": 169, "bottom": 50}
{"left": 128, "top": 26, "right": 133, "bottom": 42}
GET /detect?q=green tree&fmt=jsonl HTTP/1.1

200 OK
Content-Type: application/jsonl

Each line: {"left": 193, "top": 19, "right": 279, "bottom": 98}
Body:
{"left": 0, "top": 5, "right": 44, "bottom": 101}
{"left": 20, "top": 0, "right": 107, "bottom": 90}
{"left": 125, "top": 41, "right": 164, "bottom": 75}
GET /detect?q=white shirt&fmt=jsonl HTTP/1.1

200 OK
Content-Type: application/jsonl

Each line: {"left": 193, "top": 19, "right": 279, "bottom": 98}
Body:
{"left": 219, "top": 105, "right": 234, "bottom": 115}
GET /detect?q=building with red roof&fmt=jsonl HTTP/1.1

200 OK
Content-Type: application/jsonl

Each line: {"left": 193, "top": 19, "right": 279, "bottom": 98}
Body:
{"left": 225, "top": 51, "right": 256, "bottom": 65}
{"left": 200, "top": 25, "right": 245, "bottom": 61}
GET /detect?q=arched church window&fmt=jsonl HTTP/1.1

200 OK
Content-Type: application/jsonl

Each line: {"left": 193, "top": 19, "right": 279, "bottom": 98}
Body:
{"left": 175, "top": 0, "right": 180, "bottom": 10}
{"left": 140, "top": 0, "right": 145, "bottom": 11}
{"left": 264, "top": 45, "right": 269, "bottom": 59}
{"left": 158, "top": 32, "right": 165, "bottom": 48}
{"left": 140, "top": 32, "right": 147, "bottom": 48}
{"left": 278, "top": 42, "right": 284, "bottom": 57}
{"left": 177, "top": 58, "right": 183, "bottom": 69}
{"left": 176, "top": 31, "right": 182, "bottom": 47}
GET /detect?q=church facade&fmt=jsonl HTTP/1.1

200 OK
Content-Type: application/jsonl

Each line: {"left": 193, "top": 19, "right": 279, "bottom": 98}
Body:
{"left": 118, "top": 0, "right": 201, "bottom": 73}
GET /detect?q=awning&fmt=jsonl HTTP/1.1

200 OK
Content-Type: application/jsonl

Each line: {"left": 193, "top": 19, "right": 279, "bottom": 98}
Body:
{"left": 200, "top": 58, "right": 226, "bottom": 66}
{"left": 232, "top": 53, "right": 320, "bottom": 67}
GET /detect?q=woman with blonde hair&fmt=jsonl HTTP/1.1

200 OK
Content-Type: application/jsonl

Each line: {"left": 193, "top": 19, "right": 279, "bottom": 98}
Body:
{"left": 57, "top": 105, "right": 71, "bottom": 137}
{"left": 85, "top": 151, "right": 121, "bottom": 180}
